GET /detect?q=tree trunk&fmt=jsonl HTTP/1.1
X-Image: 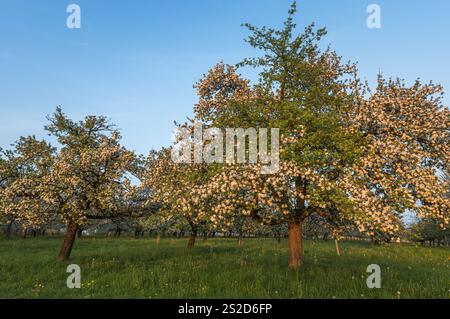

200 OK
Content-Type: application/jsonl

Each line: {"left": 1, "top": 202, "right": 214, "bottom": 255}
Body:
{"left": 57, "top": 222, "right": 77, "bottom": 261}
{"left": 187, "top": 230, "right": 197, "bottom": 250}
{"left": 335, "top": 239, "right": 341, "bottom": 256}
{"left": 288, "top": 217, "right": 303, "bottom": 269}
{"left": 237, "top": 234, "right": 243, "bottom": 246}
{"left": 5, "top": 222, "right": 12, "bottom": 239}
{"left": 156, "top": 233, "right": 161, "bottom": 246}
{"left": 276, "top": 233, "right": 282, "bottom": 244}
{"left": 77, "top": 228, "right": 83, "bottom": 238}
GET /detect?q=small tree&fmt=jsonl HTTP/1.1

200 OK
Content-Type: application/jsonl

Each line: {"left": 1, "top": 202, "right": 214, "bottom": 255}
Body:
{"left": 2, "top": 108, "right": 158, "bottom": 260}
{"left": 410, "top": 218, "right": 449, "bottom": 246}
{"left": 0, "top": 136, "right": 56, "bottom": 238}
{"left": 144, "top": 148, "right": 217, "bottom": 250}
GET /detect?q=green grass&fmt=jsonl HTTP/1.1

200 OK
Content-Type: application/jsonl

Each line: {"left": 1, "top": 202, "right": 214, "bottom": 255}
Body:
{"left": 0, "top": 236, "right": 448, "bottom": 299}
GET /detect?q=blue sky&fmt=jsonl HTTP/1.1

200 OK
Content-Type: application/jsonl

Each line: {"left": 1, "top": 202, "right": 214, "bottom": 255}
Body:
{"left": 1, "top": 0, "right": 449, "bottom": 155}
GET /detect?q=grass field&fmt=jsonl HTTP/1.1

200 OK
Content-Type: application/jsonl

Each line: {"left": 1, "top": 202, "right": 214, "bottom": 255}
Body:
{"left": 0, "top": 236, "right": 448, "bottom": 299}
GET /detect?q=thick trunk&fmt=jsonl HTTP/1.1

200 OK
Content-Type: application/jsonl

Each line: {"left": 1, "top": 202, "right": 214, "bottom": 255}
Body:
{"left": 57, "top": 222, "right": 77, "bottom": 261}
{"left": 77, "top": 228, "right": 83, "bottom": 238}
{"left": 288, "top": 217, "right": 303, "bottom": 269}
{"left": 187, "top": 230, "right": 197, "bottom": 250}
{"left": 156, "top": 233, "right": 161, "bottom": 246}
{"left": 335, "top": 239, "right": 341, "bottom": 256}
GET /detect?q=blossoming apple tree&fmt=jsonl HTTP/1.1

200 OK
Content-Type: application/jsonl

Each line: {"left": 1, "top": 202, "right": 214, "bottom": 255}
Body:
{"left": 1, "top": 108, "right": 158, "bottom": 260}
{"left": 190, "top": 2, "right": 449, "bottom": 268}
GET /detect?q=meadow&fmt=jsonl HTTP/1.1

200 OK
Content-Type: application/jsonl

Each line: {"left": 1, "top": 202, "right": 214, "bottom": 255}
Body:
{"left": 0, "top": 236, "right": 448, "bottom": 299}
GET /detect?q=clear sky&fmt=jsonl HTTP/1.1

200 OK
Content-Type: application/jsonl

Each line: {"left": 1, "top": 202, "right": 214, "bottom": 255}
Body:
{"left": 1, "top": 0, "right": 449, "bottom": 155}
